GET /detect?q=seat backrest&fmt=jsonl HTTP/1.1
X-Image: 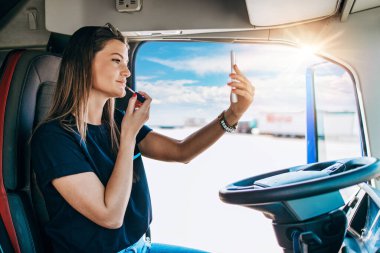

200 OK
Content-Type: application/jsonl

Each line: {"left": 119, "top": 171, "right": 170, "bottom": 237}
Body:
{"left": 0, "top": 50, "right": 61, "bottom": 253}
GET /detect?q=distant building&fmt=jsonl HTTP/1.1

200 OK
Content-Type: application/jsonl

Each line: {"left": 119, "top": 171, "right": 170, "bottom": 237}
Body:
{"left": 256, "top": 111, "right": 358, "bottom": 139}
{"left": 184, "top": 118, "right": 206, "bottom": 127}
{"left": 258, "top": 112, "right": 306, "bottom": 138}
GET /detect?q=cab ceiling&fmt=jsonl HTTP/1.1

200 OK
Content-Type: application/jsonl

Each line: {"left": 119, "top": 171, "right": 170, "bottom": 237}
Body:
{"left": 0, "top": 0, "right": 379, "bottom": 49}
{"left": 45, "top": 0, "right": 380, "bottom": 37}
{"left": 45, "top": 0, "right": 345, "bottom": 36}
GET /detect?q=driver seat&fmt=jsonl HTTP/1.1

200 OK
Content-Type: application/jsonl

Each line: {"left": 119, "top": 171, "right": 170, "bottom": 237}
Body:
{"left": 0, "top": 50, "right": 61, "bottom": 252}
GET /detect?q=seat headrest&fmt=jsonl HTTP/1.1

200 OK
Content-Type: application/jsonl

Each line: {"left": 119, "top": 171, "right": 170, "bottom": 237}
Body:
{"left": 2, "top": 51, "right": 62, "bottom": 190}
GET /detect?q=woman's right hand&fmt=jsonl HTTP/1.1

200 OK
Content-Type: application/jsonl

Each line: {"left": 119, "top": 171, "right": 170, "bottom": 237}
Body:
{"left": 120, "top": 91, "right": 151, "bottom": 140}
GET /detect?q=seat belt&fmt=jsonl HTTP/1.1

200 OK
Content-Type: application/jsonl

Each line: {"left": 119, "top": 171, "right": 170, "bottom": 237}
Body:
{"left": 0, "top": 50, "right": 23, "bottom": 253}
{"left": 145, "top": 227, "right": 151, "bottom": 245}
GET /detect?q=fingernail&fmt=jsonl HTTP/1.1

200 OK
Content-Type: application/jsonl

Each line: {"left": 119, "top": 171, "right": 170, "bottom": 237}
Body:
{"left": 132, "top": 93, "right": 137, "bottom": 97}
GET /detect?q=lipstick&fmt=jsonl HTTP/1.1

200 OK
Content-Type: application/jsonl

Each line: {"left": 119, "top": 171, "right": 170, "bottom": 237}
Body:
{"left": 126, "top": 86, "right": 146, "bottom": 103}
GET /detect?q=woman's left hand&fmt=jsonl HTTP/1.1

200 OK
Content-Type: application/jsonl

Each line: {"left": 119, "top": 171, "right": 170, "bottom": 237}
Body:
{"left": 225, "top": 64, "right": 255, "bottom": 124}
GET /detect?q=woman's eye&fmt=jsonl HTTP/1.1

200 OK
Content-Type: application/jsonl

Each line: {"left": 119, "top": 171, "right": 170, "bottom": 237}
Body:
{"left": 112, "top": 59, "right": 121, "bottom": 64}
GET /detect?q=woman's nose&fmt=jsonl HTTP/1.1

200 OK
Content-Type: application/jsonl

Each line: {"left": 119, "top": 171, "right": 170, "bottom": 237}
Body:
{"left": 121, "top": 67, "right": 131, "bottom": 78}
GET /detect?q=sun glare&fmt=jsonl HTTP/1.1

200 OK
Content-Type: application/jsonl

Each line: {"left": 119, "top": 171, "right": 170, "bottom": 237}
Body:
{"left": 300, "top": 45, "right": 318, "bottom": 58}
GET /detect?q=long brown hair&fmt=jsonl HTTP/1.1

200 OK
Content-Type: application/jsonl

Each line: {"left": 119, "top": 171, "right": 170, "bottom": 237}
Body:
{"left": 43, "top": 23, "right": 127, "bottom": 155}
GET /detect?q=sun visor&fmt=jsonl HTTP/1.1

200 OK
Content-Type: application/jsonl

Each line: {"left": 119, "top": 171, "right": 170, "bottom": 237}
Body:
{"left": 245, "top": 0, "right": 340, "bottom": 27}
{"left": 45, "top": 0, "right": 253, "bottom": 36}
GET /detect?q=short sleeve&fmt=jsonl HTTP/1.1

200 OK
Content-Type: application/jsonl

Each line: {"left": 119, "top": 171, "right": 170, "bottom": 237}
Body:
{"left": 31, "top": 122, "right": 93, "bottom": 186}
{"left": 136, "top": 125, "right": 152, "bottom": 144}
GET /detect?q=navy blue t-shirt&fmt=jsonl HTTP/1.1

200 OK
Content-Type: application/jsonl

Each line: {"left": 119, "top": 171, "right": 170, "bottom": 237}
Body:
{"left": 31, "top": 110, "right": 153, "bottom": 253}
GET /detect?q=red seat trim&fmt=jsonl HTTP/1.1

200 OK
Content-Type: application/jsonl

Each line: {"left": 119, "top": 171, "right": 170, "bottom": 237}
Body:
{"left": 0, "top": 50, "right": 23, "bottom": 253}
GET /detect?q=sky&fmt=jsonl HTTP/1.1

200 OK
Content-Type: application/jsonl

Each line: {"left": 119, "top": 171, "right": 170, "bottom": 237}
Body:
{"left": 134, "top": 42, "right": 358, "bottom": 126}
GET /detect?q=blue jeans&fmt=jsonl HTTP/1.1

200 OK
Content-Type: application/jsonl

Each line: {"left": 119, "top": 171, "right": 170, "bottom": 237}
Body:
{"left": 118, "top": 237, "right": 210, "bottom": 253}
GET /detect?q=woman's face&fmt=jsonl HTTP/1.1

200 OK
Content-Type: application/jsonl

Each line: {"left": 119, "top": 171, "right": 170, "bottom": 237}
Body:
{"left": 92, "top": 39, "right": 130, "bottom": 99}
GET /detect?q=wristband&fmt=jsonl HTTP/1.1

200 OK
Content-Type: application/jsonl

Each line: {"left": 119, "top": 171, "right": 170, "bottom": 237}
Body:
{"left": 218, "top": 111, "right": 237, "bottom": 133}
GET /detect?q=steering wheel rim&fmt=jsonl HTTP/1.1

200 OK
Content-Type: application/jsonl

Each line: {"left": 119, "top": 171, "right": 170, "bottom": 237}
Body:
{"left": 219, "top": 156, "right": 380, "bottom": 205}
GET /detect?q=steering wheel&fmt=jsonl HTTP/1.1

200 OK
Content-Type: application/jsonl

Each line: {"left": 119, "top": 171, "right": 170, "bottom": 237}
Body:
{"left": 219, "top": 157, "right": 380, "bottom": 205}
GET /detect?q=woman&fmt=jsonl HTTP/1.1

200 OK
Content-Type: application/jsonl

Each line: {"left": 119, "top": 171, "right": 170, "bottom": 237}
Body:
{"left": 31, "top": 23, "right": 254, "bottom": 253}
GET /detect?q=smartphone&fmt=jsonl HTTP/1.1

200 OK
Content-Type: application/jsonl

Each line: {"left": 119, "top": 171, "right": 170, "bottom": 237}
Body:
{"left": 230, "top": 50, "right": 238, "bottom": 103}
{"left": 126, "top": 86, "right": 146, "bottom": 103}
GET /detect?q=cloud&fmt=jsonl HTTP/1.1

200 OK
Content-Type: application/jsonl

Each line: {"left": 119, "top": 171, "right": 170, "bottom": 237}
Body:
{"left": 138, "top": 72, "right": 356, "bottom": 126}
{"left": 138, "top": 80, "right": 230, "bottom": 106}
{"left": 136, "top": 75, "right": 157, "bottom": 81}
{"left": 137, "top": 70, "right": 355, "bottom": 114}
{"left": 313, "top": 72, "right": 357, "bottom": 111}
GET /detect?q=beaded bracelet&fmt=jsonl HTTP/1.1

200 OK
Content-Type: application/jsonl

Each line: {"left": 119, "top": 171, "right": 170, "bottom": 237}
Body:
{"left": 218, "top": 111, "right": 238, "bottom": 133}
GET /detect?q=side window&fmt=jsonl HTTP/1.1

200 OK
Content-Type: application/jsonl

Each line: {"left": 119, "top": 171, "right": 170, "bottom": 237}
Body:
{"left": 134, "top": 42, "right": 363, "bottom": 253}
{"left": 311, "top": 62, "right": 363, "bottom": 161}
